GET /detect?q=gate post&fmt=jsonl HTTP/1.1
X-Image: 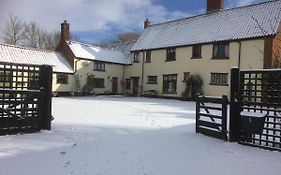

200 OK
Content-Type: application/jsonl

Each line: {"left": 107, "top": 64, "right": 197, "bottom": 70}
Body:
{"left": 222, "top": 95, "right": 228, "bottom": 141}
{"left": 39, "top": 65, "right": 53, "bottom": 130}
{"left": 229, "top": 67, "right": 240, "bottom": 142}
{"left": 195, "top": 95, "right": 200, "bottom": 133}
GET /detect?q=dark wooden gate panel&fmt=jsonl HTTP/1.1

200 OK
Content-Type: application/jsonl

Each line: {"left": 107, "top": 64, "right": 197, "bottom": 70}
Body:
{"left": 196, "top": 95, "right": 228, "bottom": 141}
{"left": 0, "top": 62, "right": 52, "bottom": 135}
{"left": 132, "top": 77, "right": 139, "bottom": 95}
{"left": 238, "top": 70, "right": 281, "bottom": 151}
{"left": 112, "top": 77, "right": 118, "bottom": 94}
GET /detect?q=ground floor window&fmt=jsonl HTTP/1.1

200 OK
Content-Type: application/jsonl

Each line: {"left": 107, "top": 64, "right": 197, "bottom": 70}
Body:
{"left": 163, "top": 74, "right": 177, "bottom": 93}
{"left": 57, "top": 74, "right": 68, "bottom": 84}
{"left": 147, "top": 76, "right": 157, "bottom": 84}
{"left": 210, "top": 73, "right": 228, "bottom": 85}
{"left": 94, "top": 78, "right": 105, "bottom": 88}
{"left": 125, "top": 79, "right": 131, "bottom": 90}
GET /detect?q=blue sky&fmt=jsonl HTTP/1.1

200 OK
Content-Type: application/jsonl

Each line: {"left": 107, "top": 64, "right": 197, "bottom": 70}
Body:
{"left": 0, "top": 0, "right": 270, "bottom": 44}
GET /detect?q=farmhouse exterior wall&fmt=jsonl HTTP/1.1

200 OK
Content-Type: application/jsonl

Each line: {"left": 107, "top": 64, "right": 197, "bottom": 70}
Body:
{"left": 124, "top": 39, "right": 264, "bottom": 97}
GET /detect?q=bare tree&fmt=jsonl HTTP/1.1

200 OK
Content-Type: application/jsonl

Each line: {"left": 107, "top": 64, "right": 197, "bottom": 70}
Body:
{"left": 3, "top": 15, "right": 61, "bottom": 50}
{"left": 44, "top": 31, "right": 61, "bottom": 50}
{"left": 116, "top": 32, "right": 140, "bottom": 43}
{"left": 24, "top": 21, "right": 40, "bottom": 48}
{"left": 24, "top": 21, "right": 61, "bottom": 50}
{"left": 3, "top": 15, "right": 26, "bottom": 45}
{"left": 93, "top": 32, "right": 140, "bottom": 47}
{"left": 272, "top": 29, "right": 281, "bottom": 68}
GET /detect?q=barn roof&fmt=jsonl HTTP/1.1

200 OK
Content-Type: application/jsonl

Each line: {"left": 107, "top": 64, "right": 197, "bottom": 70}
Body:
{"left": 68, "top": 41, "right": 132, "bottom": 65}
{"left": 0, "top": 43, "right": 73, "bottom": 73}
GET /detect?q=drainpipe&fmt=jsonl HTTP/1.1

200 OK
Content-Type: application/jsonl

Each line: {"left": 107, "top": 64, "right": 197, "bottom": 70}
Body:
{"left": 122, "top": 65, "right": 125, "bottom": 93}
{"left": 236, "top": 41, "right": 242, "bottom": 68}
{"left": 141, "top": 51, "right": 145, "bottom": 95}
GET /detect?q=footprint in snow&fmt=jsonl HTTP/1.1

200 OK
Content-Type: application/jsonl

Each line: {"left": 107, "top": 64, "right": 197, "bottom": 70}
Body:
{"left": 57, "top": 151, "right": 66, "bottom": 159}
{"left": 64, "top": 160, "right": 71, "bottom": 167}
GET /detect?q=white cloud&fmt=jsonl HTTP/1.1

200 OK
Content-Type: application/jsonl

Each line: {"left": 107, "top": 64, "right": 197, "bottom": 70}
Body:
{"left": 226, "top": 0, "right": 267, "bottom": 8}
{"left": 0, "top": 0, "right": 191, "bottom": 39}
{"left": 235, "top": 0, "right": 257, "bottom": 6}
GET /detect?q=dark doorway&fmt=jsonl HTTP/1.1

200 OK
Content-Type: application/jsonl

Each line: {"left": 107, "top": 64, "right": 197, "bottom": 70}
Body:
{"left": 112, "top": 77, "right": 118, "bottom": 94}
{"left": 131, "top": 77, "right": 139, "bottom": 95}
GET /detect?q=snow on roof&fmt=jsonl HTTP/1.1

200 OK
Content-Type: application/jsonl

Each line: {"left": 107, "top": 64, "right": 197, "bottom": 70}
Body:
{"left": 107, "top": 40, "right": 136, "bottom": 56}
{"left": 68, "top": 41, "right": 132, "bottom": 65}
{"left": 0, "top": 43, "right": 73, "bottom": 73}
{"left": 131, "top": 0, "right": 281, "bottom": 51}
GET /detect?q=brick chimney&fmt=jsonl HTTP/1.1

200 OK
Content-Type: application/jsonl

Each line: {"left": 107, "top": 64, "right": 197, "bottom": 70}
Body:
{"left": 61, "top": 20, "right": 70, "bottom": 41}
{"left": 144, "top": 18, "right": 151, "bottom": 29}
{"left": 207, "top": 0, "right": 224, "bottom": 13}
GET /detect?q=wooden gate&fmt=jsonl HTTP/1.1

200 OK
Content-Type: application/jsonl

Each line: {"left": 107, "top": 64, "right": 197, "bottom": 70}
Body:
{"left": 0, "top": 62, "right": 52, "bottom": 135}
{"left": 230, "top": 68, "right": 281, "bottom": 151}
{"left": 196, "top": 95, "right": 228, "bottom": 141}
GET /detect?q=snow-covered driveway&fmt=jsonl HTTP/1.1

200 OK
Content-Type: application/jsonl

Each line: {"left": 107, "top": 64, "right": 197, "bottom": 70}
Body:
{"left": 0, "top": 96, "right": 280, "bottom": 175}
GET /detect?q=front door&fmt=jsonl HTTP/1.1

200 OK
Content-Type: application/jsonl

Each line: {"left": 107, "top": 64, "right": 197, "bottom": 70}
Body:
{"left": 112, "top": 77, "right": 118, "bottom": 94}
{"left": 132, "top": 77, "right": 139, "bottom": 95}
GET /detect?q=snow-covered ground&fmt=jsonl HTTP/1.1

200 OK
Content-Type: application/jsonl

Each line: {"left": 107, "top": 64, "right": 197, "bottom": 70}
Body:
{"left": 0, "top": 96, "right": 280, "bottom": 175}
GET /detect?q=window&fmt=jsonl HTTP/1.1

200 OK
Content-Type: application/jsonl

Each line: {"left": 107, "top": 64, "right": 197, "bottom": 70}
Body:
{"left": 94, "top": 61, "right": 105, "bottom": 71}
{"left": 133, "top": 52, "right": 140, "bottom": 63}
{"left": 94, "top": 78, "right": 105, "bottom": 88}
{"left": 163, "top": 74, "right": 177, "bottom": 93}
{"left": 192, "top": 45, "right": 202, "bottom": 58}
{"left": 28, "top": 72, "right": 39, "bottom": 89}
{"left": 210, "top": 73, "right": 228, "bottom": 85}
{"left": 166, "top": 48, "right": 176, "bottom": 61}
{"left": 57, "top": 74, "right": 68, "bottom": 84}
{"left": 183, "top": 72, "right": 190, "bottom": 82}
{"left": 125, "top": 79, "right": 131, "bottom": 90}
{"left": 145, "top": 51, "right": 151, "bottom": 63}
{"left": 147, "top": 76, "right": 157, "bottom": 84}
{"left": 0, "top": 71, "right": 11, "bottom": 88}
{"left": 0, "top": 71, "right": 11, "bottom": 82}
{"left": 213, "top": 43, "right": 229, "bottom": 59}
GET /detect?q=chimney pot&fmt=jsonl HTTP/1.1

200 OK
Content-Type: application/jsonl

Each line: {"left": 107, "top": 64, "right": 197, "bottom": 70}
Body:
{"left": 144, "top": 18, "right": 151, "bottom": 29}
{"left": 207, "top": 0, "right": 224, "bottom": 13}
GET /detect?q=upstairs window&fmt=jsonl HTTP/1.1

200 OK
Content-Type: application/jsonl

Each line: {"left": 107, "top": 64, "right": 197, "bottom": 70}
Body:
{"left": 213, "top": 43, "right": 229, "bottom": 59}
{"left": 147, "top": 76, "right": 157, "bottom": 84}
{"left": 94, "top": 61, "right": 105, "bottom": 71}
{"left": 166, "top": 48, "right": 176, "bottom": 61}
{"left": 192, "top": 45, "right": 202, "bottom": 59}
{"left": 57, "top": 74, "right": 68, "bottom": 84}
{"left": 133, "top": 52, "right": 140, "bottom": 63}
{"left": 210, "top": 73, "right": 228, "bottom": 86}
{"left": 145, "top": 50, "right": 151, "bottom": 63}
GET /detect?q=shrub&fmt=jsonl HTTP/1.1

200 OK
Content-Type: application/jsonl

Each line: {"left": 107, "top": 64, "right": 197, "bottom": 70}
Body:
{"left": 182, "top": 74, "right": 203, "bottom": 100}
